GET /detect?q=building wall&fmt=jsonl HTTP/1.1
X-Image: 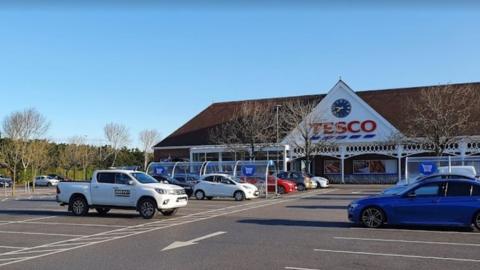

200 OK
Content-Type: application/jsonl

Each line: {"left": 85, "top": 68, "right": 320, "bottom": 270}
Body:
{"left": 154, "top": 148, "right": 190, "bottom": 162}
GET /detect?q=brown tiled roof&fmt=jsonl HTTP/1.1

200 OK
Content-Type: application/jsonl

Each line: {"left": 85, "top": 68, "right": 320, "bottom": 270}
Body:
{"left": 155, "top": 82, "right": 480, "bottom": 147}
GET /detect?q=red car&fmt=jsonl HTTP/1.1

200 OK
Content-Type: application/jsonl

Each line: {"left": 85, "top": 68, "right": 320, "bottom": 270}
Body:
{"left": 241, "top": 176, "right": 297, "bottom": 194}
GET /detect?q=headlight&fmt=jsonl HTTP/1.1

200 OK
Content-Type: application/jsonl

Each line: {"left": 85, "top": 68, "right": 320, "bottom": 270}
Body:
{"left": 349, "top": 203, "right": 359, "bottom": 209}
{"left": 155, "top": 188, "right": 167, "bottom": 194}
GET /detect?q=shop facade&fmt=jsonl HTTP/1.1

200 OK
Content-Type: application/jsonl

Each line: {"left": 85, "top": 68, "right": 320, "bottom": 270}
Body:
{"left": 154, "top": 80, "right": 480, "bottom": 183}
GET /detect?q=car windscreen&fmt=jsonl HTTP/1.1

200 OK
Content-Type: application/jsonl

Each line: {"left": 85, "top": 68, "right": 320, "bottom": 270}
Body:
{"left": 383, "top": 185, "right": 408, "bottom": 195}
{"left": 131, "top": 173, "right": 159, "bottom": 184}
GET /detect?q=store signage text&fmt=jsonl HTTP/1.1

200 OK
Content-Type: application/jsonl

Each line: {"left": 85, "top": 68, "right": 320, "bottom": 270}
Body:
{"left": 310, "top": 120, "right": 377, "bottom": 141}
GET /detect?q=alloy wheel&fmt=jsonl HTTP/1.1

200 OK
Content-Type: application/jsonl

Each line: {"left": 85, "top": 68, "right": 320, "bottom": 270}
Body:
{"left": 361, "top": 207, "right": 384, "bottom": 228}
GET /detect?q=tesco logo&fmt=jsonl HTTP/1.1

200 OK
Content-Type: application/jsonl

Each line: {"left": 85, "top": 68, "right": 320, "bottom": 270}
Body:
{"left": 311, "top": 120, "right": 377, "bottom": 135}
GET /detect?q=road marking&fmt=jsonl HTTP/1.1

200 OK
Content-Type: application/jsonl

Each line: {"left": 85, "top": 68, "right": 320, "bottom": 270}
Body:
{"left": 0, "top": 216, "right": 56, "bottom": 227}
{"left": 313, "top": 249, "right": 480, "bottom": 263}
{"left": 0, "top": 231, "right": 84, "bottom": 237}
{"left": 285, "top": 267, "right": 321, "bottom": 270}
{"left": 334, "top": 236, "right": 480, "bottom": 247}
{"left": 0, "top": 188, "right": 337, "bottom": 267}
{"left": 23, "top": 221, "right": 126, "bottom": 228}
{"left": 1, "top": 199, "right": 7, "bottom": 202}
{"left": 162, "top": 231, "right": 226, "bottom": 251}
{"left": 0, "top": 246, "right": 26, "bottom": 250}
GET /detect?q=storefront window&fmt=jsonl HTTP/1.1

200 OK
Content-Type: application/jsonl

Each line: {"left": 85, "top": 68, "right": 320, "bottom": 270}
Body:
{"left": 353, "top": 160, "right": 397, "bottom": 174}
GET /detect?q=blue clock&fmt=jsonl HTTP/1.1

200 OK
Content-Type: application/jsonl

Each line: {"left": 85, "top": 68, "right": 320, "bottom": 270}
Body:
{"left": 331, "top": 99, "right": 351, "bottom": 118}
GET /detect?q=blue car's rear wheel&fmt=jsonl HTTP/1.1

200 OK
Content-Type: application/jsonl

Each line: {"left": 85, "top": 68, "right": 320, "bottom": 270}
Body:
{"left": 474, "top": 212, "right": 480, "bottom": 230}
{"left": 361, "top": 207, "right": 385, "bottom": 228}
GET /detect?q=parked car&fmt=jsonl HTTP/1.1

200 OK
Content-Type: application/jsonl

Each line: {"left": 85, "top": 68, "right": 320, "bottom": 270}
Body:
{"left": 173, "top": 173, "right": 201, "bottom": 184}
{"left": 306, "top": 173, "right": 329, "bottom": 188}
{"left": 348, "top": 178, "right": 480, "bottom": 229}
{"left": 35, "top": 175, "right": 60, "bottom": 187}
{"left": 277, "top": 171, "right": 316, "bottom": 191}
{"left": 0, "top": 175, "right": 11, "bottom": 187}
{"left": 152, "top": 174, "right": 194, "bottom": 197}
{"left": 194, "top": 174, "right": 259, "bottom": 201}
{"left": 241, "top": 175, "right": 297, "bottom": 194}
{"left": 57, "top": 169, "right": 188, "bottom": 219}
{"left": 382, "top": 173, "right": 477, "bottom": 195}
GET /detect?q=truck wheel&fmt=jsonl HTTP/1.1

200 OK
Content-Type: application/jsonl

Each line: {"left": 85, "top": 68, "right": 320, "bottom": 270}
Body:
{"left": 95, "top": 208, "right": 110, "bottom": 216}
{"left": 195, "top": 190, "right": 205, "bottom": 200}
{"left": 138, "top": 198, "right": 156, "bottom": 219}
{"left": 160, "top": 209, "right": 178, "bottom": 216}
{"left": 234, "top": 191, "right": 245, "bottom": 201}
{"left": 70, "top": 196, "right": 89, "bottom": 216}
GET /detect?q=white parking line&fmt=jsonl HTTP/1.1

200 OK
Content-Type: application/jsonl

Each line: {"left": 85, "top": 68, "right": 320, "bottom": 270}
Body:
{"left": 22, "top": 221, "right": 126, "bottom": 228}
{"left": 0, "top": 231, "right": 84, "bottom": 237}
{"left": 0, "top": 188, "right": 338, "bottom": 267}
{"left": 313, "top": 249, "right": 480, "bottom": 263}
{"left": 334, "top": 236, "right": 480, "bottom": 247}
{"left": 0, "top": 216, "right": 56, "bottom": 227}
{"left": 0, "top": 246, "right": 26, "bottom": 250}
{"left": 285, "top": 267, "right": 321, "bottom": 270}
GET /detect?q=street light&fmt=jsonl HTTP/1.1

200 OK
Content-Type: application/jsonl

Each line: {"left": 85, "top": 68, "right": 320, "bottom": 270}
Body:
{"left": 275, "top": 105, "right": 282, "bottom": 196}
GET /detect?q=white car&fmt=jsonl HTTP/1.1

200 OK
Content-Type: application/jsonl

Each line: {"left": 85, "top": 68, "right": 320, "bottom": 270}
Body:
{"left": 57, "top": 170, "right": 188, "bottom": 219}
{"left": 194, "top": 174, "right": 259, "bottom": 201}
{"left": 311, "top": 176, "right": 329, "bottom": 188}
{"left": 35, "top": 175, "right": 60, "bottom": 187}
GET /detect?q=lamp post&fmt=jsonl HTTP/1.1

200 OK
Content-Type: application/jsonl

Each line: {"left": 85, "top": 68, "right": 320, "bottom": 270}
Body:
{"left": 275, "top": 105, "right": 282, "bottom": 196}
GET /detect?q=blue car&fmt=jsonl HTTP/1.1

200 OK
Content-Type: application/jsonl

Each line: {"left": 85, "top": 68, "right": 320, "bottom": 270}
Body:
{"left": 348, "top": 179, "right": 480, "bottom": 229}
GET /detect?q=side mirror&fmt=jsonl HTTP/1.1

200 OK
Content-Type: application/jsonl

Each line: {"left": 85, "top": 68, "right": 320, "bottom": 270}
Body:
{"left": 128, "top": 180, "right": 134, "bottom": 186}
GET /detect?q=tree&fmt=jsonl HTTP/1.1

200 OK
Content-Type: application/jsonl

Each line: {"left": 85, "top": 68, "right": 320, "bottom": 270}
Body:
{"left": 30, "top": 140, "right": 51, "bottom": 191}
{"left": 104, "top": 123, "right": 130, "bottom": 167}
{"left": 404, "top": 84, "right": 479, "bottom": 156}
{"left": 281, "top": 98, "right": 331, "bottom": 173}
{"left": 209, "top": 101, "right": 276, "bottom": 160}
{"left": 59, "top": 136, "right": 85, "bottom": 180}
{"left": 139, "top": 129, "right": 161, "bottom": 170}
{"left": 0, "top": 108, "right": 49, "bottom": 195}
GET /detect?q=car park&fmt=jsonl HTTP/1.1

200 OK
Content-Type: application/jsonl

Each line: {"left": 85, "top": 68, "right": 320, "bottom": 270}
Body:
{"left": 152, "top": 174, "right": 194, "bottom": 197}
{"left": 57, "top": 169, "right": 188, "bottom": 219}
{"left": 277, "top": 171, "right": 316, "bottom": 191}
{"left": 194, "top": 173, "right": 259, "bottom": 201}
{"left": 348, "top": 178, "right": 480, "bottom": 229}
{"left": 35, "top": 175, "right": 60, "bottom": 187}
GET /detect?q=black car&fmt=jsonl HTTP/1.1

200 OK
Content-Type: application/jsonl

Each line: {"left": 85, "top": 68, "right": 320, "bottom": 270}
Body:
{"left": 153, "top": 174, "right": 194, "bottom": 197}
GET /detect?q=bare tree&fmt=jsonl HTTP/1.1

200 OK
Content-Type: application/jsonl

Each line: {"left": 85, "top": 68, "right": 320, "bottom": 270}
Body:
{"left": 139, "top": 129, "right": 161, "bottom": 170}
{"left": 0, "top": 108, "right": 49, "bottom": 195}
{"left": 30, "top": 140, "right": 51, "bottom": 191}
{"left": 281, "top": 98, "right": 331, "bottom": 173}
{"left": 404, "top": 84, "right": 479, "bottom": 156}
{"left": 209, "top": 101, "right": 276, "bottom": 160}
{"left": 104, "top": 123, "right": 130, "bottom": 167}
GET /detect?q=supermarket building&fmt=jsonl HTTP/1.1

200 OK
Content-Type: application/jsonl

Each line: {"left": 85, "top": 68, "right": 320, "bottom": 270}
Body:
{"left": 154, "top": 80, "right": 480, "bottom": 184}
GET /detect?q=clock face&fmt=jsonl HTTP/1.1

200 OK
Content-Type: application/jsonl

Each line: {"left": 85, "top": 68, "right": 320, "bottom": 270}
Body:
{"left": 331, "top": 99, "right": 351, "bottom": 118}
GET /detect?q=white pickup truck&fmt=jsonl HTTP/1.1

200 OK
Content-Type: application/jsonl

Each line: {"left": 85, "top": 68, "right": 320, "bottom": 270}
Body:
{"left": 57, "top": 170, "right": 188, "bottom": 219}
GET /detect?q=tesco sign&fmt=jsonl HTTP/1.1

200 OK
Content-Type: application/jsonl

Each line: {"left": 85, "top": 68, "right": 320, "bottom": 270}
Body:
{"left": 311, "top": 120, "right": 377, "bottom": 135}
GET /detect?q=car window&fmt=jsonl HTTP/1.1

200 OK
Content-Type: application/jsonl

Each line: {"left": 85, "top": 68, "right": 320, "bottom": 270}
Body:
{"left": 219, "top": 177, "right": 233, "bottom": 185}
{"left": 291, "top": 173, "right": 300, "bottom": 179}
{"left": 203, "top": 176, "right": 215, "bottom": 182}
{"left": 115, "top": 173, "right": 131, "bottom": 185}
{"left": 175, "top": 177, "right": 186, "bottom": 183}
{"left": 97, "top": 173, "right": 115, "bottom": 184}
{"left": 446, "top": 182, "right": 472, "bottom": 197}
{"left": 411, "top": 183, "right": 443, "bottom": 197}
{"left": 472, "top": 184, "right": 480, "bottom": 196}
{"left": 278, "top": 172, "right": 287, "bottom": 178}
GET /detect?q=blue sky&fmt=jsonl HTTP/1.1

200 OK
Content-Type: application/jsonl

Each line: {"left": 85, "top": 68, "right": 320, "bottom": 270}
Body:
{"left": 0, "top": 2, "right": 479, "bottom": 147}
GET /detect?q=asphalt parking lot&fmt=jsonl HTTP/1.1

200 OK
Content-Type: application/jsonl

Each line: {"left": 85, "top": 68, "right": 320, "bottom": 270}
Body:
{"left": 0, "top": 185, "right": 479, "bottom": 270}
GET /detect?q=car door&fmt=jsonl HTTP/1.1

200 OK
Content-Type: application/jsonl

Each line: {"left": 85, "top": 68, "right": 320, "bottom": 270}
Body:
{"left": 91, "top": 172, "right": 116, "bottom": 205}
{"left": 218, "top": 176, "right": 237, "bottom": 197}
{"left": 392, "top": 182, "right": 446, "bottom": 225}
{"left": 112, "top": 173, "right": 136, "bottom": 207}
{"left": 201, "top": 176, "right": 218, "bottom": 196}
{"left": 437, "top": 181, "right": 474, "bottom": 225}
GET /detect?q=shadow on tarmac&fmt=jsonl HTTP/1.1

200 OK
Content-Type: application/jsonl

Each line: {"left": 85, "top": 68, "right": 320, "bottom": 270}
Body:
{"left": 238, "top": 218, "right": 352, "bottom": 228}
{"left": 285, "top": 205, "right": 347, "bottom": 210}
